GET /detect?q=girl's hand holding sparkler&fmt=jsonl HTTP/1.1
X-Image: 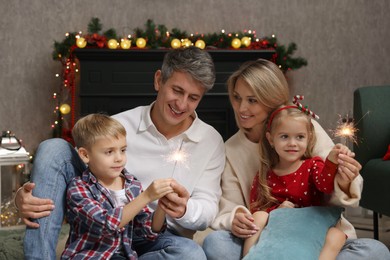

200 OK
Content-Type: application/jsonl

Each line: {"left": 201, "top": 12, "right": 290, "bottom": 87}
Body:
{"left": 158, "top": 179, "right": 190, "bottom": 218}
{"left": 327, "top": 143, "right": 354, "bottom": 164}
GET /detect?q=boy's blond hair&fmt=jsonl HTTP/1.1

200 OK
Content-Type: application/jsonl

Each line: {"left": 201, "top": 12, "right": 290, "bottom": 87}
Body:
{"left": 72, "top": 113, "right": 126, "bottom": 149}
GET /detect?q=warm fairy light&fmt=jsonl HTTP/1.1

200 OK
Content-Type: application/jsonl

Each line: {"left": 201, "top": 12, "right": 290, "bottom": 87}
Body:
{"left": 65, "top": 32, "right": 69, "bottom": 37}
{"left": 55, "top": 74, "right": 59, "bottom": 77}
{"left": 221, "top": 29, "right": 225, "bottom": 34}
{"left": 272, "top": 34, "right": 275, "bottom": 38}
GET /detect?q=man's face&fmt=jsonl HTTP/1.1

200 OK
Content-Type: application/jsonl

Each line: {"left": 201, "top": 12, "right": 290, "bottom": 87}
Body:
{"left": 152, "top": 70, "right": 206, "bottom": 138}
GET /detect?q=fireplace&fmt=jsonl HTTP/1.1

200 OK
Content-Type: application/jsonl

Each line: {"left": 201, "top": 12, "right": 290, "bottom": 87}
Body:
{"left": 74, "top": 49, "right": 275, "bottom": 140}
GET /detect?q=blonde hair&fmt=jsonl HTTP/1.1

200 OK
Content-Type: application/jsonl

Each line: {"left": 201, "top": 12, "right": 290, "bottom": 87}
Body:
{"left": 251, "top": 105, "right": 317, "bottom": 211}
{"left": 72, "top": 113, "right": 126, "bottom": 149}
{"left": 227, "top": 58, "right": 290, "bottom": 131}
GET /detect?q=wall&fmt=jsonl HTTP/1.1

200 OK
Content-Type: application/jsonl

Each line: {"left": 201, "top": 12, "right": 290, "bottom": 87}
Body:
{"left": 1, "top": 0, "right": 389, "bottom": 153}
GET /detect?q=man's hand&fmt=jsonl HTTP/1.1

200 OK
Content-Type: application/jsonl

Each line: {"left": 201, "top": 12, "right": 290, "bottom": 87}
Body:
{"left": 158, "top": 180, "right": 189, "bottom": 219}
{"left": 16, "top": 182, "right": 55, "bottom": 228}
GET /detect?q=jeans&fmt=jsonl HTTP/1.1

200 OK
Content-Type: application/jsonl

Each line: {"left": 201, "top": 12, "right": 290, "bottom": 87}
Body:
{"left": 24, "top": 139, "right": 86, "bottom": 260}
{"left": 203, "top": 230, "right": 390, "bottom": 260}
{"left": 135, "top": 230, "right": 206, "bottom": 260}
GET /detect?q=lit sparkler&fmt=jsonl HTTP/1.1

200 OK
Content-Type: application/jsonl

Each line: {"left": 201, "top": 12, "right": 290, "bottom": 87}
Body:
{"left": 165, "top": 140, "right": 189, "bottom": 178}
{"left": 333, "top": 115, "right": 358, "bottom": 147}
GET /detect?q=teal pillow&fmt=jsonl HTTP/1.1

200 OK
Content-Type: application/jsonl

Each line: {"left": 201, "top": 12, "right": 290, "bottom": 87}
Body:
{"left": 243, "top": 206, "right": 344, "bottom": 260}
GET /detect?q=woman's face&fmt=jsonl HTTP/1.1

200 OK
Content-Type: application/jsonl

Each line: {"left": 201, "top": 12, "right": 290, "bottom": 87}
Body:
{"left": 231, "top": 77, "right": 270, "bottom": 130}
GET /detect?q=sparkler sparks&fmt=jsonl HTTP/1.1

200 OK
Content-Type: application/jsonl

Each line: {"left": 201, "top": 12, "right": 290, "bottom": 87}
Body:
{"left": 165, "top": 140, "right": 189, "bottom": 177}
{"left": 333, "top": 115, "right": 358, "bottom": 147}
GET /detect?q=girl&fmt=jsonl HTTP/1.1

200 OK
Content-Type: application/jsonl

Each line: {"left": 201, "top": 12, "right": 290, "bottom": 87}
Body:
{"left": 243, "top": 98, "right": 348, "bottom": 259}
{"left": 203, "top": 59, "right": 389, "bottom": 260}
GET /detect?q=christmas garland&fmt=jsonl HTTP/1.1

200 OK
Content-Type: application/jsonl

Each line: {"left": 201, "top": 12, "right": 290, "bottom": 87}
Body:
{"left": 50, "top": 18, "right": 307, "bottom": 142}
{"left": 53, "top": 18, "right": 307, "bottom": 71}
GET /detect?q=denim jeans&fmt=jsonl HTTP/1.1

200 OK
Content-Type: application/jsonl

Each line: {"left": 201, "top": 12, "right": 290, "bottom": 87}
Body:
{"left": 135, "top": 230, "right": 206, "bottom": 260}
{"left": 24, "top": 139, "right": 86, "bottom": 260}
{"left": 203, "top": 230, "right": 390, "bottom": 260}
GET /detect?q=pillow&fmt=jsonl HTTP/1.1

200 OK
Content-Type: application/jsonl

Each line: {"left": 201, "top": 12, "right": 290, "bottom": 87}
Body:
{"left": 243, "top": 206, "right": 344, "bottom": 260}
{"left": 383, "top": 144, "right": 390, "bottom": 160}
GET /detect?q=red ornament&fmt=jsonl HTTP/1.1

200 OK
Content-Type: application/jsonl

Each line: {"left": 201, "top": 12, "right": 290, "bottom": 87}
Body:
{"left": 86, "top": 33, "right": 107, "bottom": 48}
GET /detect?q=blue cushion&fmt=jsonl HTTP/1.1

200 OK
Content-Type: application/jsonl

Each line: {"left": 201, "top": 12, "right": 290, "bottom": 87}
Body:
{"left": 243, "top": 206, "right": 343, "bottom": 260}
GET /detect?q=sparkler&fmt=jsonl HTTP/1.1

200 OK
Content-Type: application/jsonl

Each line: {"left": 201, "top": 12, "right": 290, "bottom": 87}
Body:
{"left": 165, "top": 139, "right": 189, "bottom": 178}
{"left": 333, "top": 115, "right": 358, "bottom": 148}
{"left": 332, "top": 112, "right": 369, "bottom": 148}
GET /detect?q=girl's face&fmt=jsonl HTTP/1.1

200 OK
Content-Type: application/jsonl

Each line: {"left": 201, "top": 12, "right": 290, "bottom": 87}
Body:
{"left": 231, "top": 77, "right": 270, "bottom": 130}
{"left": 266, "top": 115, "right": 309, "bottom": 165}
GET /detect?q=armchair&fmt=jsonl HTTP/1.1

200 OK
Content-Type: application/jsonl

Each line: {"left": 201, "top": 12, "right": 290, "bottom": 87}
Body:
{"left": 353, "top": 85, "right": 390, "bottom": 240}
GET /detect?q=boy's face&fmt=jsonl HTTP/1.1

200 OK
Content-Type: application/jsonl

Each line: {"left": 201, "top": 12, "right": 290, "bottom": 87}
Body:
{"left": 151, "top": 70, "right": 206, "bottom": 138}
{"left": 79, "top": 135, "right": 127, "bottom": 184}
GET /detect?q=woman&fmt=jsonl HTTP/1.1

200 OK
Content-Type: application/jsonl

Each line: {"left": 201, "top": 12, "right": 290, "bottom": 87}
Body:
{"left": 202, "top": 59, "right": 390, "bottom": 259}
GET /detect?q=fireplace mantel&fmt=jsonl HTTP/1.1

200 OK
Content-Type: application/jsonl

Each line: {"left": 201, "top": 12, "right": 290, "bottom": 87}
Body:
{"left": 74, "top": 48, "right": 275, "bottom": 140}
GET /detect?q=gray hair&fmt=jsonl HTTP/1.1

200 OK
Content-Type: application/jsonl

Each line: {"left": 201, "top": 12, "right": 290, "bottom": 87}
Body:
{"left": 160, "top": 46, "right": 216, "bottom": 92}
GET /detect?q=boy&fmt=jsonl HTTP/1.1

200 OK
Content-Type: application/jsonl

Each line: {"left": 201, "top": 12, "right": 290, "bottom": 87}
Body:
{"left": 62, "top": 114, "right": 173, "bottom": 259}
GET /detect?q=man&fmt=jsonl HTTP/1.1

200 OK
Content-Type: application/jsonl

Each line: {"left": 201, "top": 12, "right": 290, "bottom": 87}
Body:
{"left": 16, "top": 46, "right": 225, "bottom": 260}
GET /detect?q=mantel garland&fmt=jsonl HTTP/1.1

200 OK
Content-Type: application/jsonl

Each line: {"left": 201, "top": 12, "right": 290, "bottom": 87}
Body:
{"left": 51, "top": 17, "right": 307, "bottom": 142}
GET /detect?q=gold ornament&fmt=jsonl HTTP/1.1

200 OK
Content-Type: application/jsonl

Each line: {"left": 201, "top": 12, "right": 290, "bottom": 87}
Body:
{"left": 171, "top": 38, "right": 181, "bottom": 49}
{"left": 181, "top": 38, "right": 192, "bottom": 48}
{"left": 136, "top": 37, "right": 147, "bottom": 48}
{"left": 195, "top": 39, "right": 206, "bottom": 49}
{"left": 60, "top": 104, "right": 71, "bottom": 115}
{"left": 241, "top": 36, "right": 251, "bottom": 47}
{"left": 120, "top": 39, "right": 131, "bottom": 49}
{"left": 76, "top": 37, "right": 87, "bottom": 48}
{"left": 231, "top": 38, "right": 241, "bottom": 49}
{"left": 108, "top": 39, "right": 118, "bottom": 49}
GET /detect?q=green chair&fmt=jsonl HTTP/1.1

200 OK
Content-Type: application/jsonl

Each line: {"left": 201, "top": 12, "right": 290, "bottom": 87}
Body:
{"left": 353, "top": 85, "right": 390, "bottom": 240}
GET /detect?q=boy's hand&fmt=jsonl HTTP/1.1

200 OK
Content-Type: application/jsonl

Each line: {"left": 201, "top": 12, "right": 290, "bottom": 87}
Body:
{"left": 144, "top": 178, "right": 174, "bottom": 201}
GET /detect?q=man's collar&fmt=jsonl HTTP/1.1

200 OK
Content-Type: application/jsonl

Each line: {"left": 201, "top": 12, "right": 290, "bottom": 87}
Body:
{"left": 138, "top": 102, "right": 202, "bottom": 143}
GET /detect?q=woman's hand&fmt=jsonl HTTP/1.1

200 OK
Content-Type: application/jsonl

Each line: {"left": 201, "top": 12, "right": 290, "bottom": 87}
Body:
{"left": 16, "top": 182, "right": 55, "bottom": 228}
{"left": 158, "top": 179, "right": 190, "bottom": 219}
{"left": 231, "top": 210, "right": 259, "bottom": 238}
{"left": 336, "top": 153, "right": 362, "bottom": 193}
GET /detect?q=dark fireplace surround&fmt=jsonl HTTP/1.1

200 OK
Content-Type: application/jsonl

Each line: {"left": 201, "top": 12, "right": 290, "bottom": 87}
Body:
{"left": 74, "top": 49, "right": 275, "bottom": 141}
